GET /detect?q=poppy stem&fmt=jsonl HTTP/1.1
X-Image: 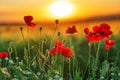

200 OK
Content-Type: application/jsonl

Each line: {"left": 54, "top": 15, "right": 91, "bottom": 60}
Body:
{"left": 115, "top": 51, "right": 119, "bottom": 65}
{"left": 49, "top": 20, "right": 59, "bottom": 70}
{"left": 83, "top": 42, "right": 91, "bottom": 77}
{"left": 0, "top": 59, "right": 1, "bottom": 67}
{"left": 27, "top": 27, "right": 30, "bottom": 57}
{"left": 72, "top": 57, "right": 75, "bottom": 78}
{"left": 39, "top": 27, "right": 42, "bottom": 51}
{"left": 106, "top": 50, "right": 109, "bottom": 60}
{"left": 95, "top": 41, "right": 101, "bottom": 68}
{"left": 5, "top": 58, "right": 7, "bottom": 67}
{"left": 50, "top": 20, "right": 58, "bottom": 49}
{"left": 62, "top": 56, "right": 64, "bottom": 77}
{"left": 20, "top": 27, "right": 25, "bottom": 45}
{"left": 69, "top": 58, "right": 72, "bottom": 80}
{"left": 39, "top": 31, "right": 41, "bottom": 50}
{"left": 51, "top": 56, "right": 54, "bottom": 72}
{"left": 94, "top": 42, "right": 97, "bottom": 52}
{"left": 26, "top": 26, "right": 30, "bottom": 67}
{"left": 88, "top": 43, "right": 91, "bottom": 75}
{"left": 53, "top": 23, "right": 58, "bottom": 38}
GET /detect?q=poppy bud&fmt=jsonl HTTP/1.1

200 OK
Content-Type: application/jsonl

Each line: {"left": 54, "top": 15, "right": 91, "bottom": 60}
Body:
{"left": 43, "top": 38, "right": 47, "bottom": 43}
{"left": 55, "top": 19, "right": 59, "bottom": 24}
{"left": 20, "top": 27, "right": 23, "bottom": 31}
{"left": 39, "top": 27, "right": 42, "bottom": 31}
{"left": 57, "top": 32, "right": 60, "bottom": 36}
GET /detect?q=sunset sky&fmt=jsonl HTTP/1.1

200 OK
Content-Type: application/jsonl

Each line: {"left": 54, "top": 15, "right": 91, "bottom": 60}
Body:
{"left": 0, "top": 0, "right": 120, "bottom": 23}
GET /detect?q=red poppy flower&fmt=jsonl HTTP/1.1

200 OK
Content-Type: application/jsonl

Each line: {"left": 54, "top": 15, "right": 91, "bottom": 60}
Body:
{"left": 55, "top": 41, "right": 63, "bottom": 47}
{"left": 54, "top": 41, "right": 64, "bottom": 53}
{"left": 66, "top": 25, "right": 78, "bottom": 34}
{"left": 105, "top": 40, "right": 116, "bottom": 50}
{"left": 99, "top": 23, "right": 112, "bottom": 37}
{"left": 84, "top": 28, "right": 89, "bottom": 34}
{"left": 84, "top": 27, "right": 103, "bottom": 42}
{"left": 84, "top": 23, "right": 112, "bottom": 42}
{"left": 61, "top": 47, "right": 72, "bottom": 58}
{"left": 85, "top": 34, "right": 104, "bottom": 42}
{"left": 49, "top": 47, "right": 57, "bottom": 55}
{"left": 0, "top": 52, "right": 9, "bottom": 58}
{"left": 100, "top": 23, "right": 110, "bottom": 29}
{"left": 24, "top": 16, "right": 36, "bottom": 28}
{"left": 93, "top": 26, "right": 100, "bottom": 34}
{"left": 50, "top": 41, "right": 64, "bottom": 55}
{"left": 49, "top": 40, "right": 73, "bottom": 58}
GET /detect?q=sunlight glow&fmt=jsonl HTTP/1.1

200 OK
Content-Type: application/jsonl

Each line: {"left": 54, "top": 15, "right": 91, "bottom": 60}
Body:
{"left": 50, "top": 1, "right": 73, "bottom": 17}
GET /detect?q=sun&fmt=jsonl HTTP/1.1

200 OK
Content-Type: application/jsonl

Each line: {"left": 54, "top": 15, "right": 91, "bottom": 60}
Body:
{"left": 50, "top": 1, "right": 73, "bottom": 17}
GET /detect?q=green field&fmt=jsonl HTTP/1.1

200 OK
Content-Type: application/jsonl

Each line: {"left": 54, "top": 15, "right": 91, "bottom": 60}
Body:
{"left": 0, "top": 21, "right": 120, "bottom": 80}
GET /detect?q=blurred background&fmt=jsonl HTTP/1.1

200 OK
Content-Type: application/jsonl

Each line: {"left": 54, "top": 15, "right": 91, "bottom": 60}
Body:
{"left": 0, "top": 0, "right": 120, "bottom": 40}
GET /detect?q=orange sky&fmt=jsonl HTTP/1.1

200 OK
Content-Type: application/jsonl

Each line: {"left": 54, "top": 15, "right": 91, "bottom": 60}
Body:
{"left": 0, "top": 0, "right": 120, "bottom": 23}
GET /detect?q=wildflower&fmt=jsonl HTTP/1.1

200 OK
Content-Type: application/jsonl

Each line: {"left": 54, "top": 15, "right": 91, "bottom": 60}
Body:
{"left": 98, "top": 23, "right": 112, "bottom": 37}
{"left": 49, "top": 47, "right": 57, "bottom": 55}
{"left": 49, "top": 40, "right": 73, "bottom": 58}
{"left": 105, "top": 40, "right": 116, "bottom": 50}
{"left": 55, "top": 40, "right": 63, "bottom": 47}
{"left": 55, "top": 19, "right": 59, "bottom": 24}
{"left": 84, "top": 27, "right": 89, "bottom": 34}
{"left": 84, "top": 23, "right": 112, "bottom": 42}
{"left": 55, "top": 41, "right": 64, "bottom": 53}
{"left": 84, "top": 27, "right": 104, "bottom": 42}
{"left": 24, "top": 16, "right": 36, "bottom": 28}
{"left": 61, "top": 47, "right": 72, "bottom": 58}
{"left": 0, "top": 52, "right": 9, "bottom": 58}
{"left": 50, "top": 43, "right": 64, "bottom": 55}
{"left": 66, "top": 25, "right": 78, "bottom": 34}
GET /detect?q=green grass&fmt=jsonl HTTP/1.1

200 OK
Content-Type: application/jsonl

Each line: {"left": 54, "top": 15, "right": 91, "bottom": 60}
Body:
{"left": 0, "top": 27, "right": 120, "bottom": 80}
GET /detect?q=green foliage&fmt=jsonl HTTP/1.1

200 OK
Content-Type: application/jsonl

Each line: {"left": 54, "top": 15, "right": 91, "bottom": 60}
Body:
{"left": 0, "top": 33, "right": 120, "bottom": 80}
{"left": 100, "top": 60, "right": 110, "bottom": 79}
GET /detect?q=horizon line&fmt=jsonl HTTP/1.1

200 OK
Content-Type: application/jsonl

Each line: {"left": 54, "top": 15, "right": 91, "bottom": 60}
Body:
{"left": 0, "top": 14, "right": 120, "bottom": 25}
